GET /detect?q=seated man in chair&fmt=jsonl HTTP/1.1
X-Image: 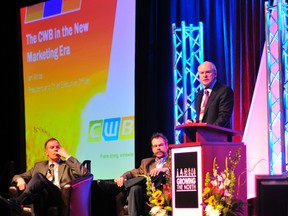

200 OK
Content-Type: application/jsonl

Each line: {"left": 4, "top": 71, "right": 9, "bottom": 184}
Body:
{"left": 0, "top": 137, "right": 90, "bottom": 215}
{"left": 113, "top": 132, "right": 170, "bottom": 216}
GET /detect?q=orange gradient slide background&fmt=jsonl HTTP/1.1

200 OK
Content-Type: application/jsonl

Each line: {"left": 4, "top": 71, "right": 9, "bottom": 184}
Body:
{"left": 20, "top": 0, "right": 118, "bottom": 169}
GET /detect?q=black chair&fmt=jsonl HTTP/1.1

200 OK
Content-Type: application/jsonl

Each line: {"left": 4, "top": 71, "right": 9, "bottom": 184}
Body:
{"left": 9, "top": 160, "right": 93, "bottom": 216}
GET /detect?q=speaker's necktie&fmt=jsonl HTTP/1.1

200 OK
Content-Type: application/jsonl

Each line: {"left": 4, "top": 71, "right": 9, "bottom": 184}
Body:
{"left": 47, "top": 164, "right": 55, "bottom": 182}
{"left": 199, "top": 90, "right": 210, "bottom": 123}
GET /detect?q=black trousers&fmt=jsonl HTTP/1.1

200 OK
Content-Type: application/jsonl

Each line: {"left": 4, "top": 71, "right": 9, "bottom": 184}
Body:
{"left": 23, "top": 172, "right": 61, "bottom": 215}
{"left": 127, "top": 184, "right": 147, "bottom": 216}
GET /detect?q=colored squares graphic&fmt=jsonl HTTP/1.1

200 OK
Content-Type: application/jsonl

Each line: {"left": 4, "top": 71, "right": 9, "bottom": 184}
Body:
{"left": 43, "top": 0, "right": 62, "bottom": 17}
{"left": 25, "top": 3, "right": 45, "bottom": 22}
{"left": 62, "top": 0, "right": 82, "bottom": 13}
{"left": 25, "top": 0, "right": 81, "bottom": 23}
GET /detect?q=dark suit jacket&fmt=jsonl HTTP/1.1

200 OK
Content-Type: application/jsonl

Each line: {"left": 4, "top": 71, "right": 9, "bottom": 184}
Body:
{"left": 121, "top": 157, "right": 168, "bottom": 180}
{"left": 195, "top": 81, "right": 234, "bottom": 128}
{"left": 12, "top": 157, "right": 89, "bottom": 188}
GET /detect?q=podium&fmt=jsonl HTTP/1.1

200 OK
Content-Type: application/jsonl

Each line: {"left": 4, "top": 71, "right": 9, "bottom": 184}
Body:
{"left": 170, "top": 123, "right": 247, "bottom": 216}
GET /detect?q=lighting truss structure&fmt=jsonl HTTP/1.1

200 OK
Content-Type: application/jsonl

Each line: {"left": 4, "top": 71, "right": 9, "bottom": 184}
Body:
{"left": 265, "top": 0, "right": 288, "bottom": 174}
{"left": 172, "top": 21, "right": 204, "bottom": 143}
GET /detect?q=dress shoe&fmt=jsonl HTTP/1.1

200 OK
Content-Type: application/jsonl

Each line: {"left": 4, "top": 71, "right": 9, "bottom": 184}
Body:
{"left": 0, "top": 195, "right": 23, "bottom": 214}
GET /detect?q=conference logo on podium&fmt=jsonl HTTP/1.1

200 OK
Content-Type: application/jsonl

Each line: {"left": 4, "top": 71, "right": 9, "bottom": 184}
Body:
{"left": 175, "top": 167, "right": 197, "bottom": 191}
{"left": 174, "top": 152, "right": 199, "bottom": 208}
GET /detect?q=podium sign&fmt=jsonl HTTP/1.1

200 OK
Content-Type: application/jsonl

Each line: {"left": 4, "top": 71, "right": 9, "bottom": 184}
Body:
{"left": 170, "top": 123, "right": 247, "bottom": 216}
{"left": 171, "top": 146, "right": 203, "bottom": 215}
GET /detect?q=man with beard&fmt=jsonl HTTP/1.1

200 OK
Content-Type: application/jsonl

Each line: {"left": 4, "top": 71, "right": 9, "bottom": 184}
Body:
{"left": 114, "top": 132, "right": 170, "bottom": 216}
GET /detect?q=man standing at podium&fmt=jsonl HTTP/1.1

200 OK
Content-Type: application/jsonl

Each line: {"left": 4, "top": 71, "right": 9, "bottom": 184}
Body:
{"left": 190, "top": 61, "right": 234, "bottom": 128}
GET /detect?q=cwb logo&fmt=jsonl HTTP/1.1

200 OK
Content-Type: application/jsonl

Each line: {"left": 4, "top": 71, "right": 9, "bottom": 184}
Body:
{"left": 88, "top": 116, "right": 134, "bottom": 142}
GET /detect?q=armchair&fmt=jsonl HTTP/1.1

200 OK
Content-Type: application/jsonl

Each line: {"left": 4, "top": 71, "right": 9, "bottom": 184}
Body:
{"left": 9, "top": 160, "right": 93, "bottom": 216}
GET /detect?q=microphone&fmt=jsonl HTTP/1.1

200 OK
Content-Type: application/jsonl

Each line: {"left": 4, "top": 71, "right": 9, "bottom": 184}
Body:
{"left": 178, "top": 97, "right": 197, "bottom": 124}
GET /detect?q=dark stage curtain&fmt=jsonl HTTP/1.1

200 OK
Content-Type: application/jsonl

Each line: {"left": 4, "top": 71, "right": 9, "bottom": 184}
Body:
{"left": 135, "top": 0, "right": 266, "bottom": 163}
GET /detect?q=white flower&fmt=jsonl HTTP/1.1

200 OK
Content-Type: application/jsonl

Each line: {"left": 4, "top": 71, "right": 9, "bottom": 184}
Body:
{"left": 211, "top": 179, "right": 217, "bottom": 186}
{"left": 205, "top": 205, "right": 221, "bottom": 216}
{"left": 223, "top": 177, "right": 230, "bottom": 186}
{"left": 217, "top": 175, "right": 223, "bottom": 182}
{"left": 156, "top": 208, "right": 167, "bottom": 216}
{"left": 209, "top": 208, "right": 221, "bottom": 216}
{"left": 150, "top": 206, "right": 168, "bottom": 216}
{"left": 150, "top": 206, "right": 162, "bottom": 215}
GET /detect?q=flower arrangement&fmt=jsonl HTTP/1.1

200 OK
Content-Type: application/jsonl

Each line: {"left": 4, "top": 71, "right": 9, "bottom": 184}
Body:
{"left": 145, "top": 153, "right": 172, "bottom": 216}
{"left": 201, "top": 147, "right": 245, "bottom": 216}
{"left": 145, "top": 175, "right": 172, "bottom": 216}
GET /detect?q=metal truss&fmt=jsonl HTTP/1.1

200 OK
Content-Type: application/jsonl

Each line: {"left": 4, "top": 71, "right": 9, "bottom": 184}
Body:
{"left": 265, "top": 1, "right": 288, "bottom": 174}
{"left": 172, "top": 21, "right": 204, "bottom": 143}
{"left": 282, "top": 3, "right": 288, "bottom": 173}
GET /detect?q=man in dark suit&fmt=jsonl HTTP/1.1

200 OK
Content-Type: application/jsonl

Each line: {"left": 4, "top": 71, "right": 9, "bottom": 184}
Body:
{"left": 0, "top": 137, "right": 90, "bottom": 215}
{"left": 193, "top": 61, "right": 234, "bottom": 128}
{"left": 113, "top": 132, "right": 170, "bottom": 216}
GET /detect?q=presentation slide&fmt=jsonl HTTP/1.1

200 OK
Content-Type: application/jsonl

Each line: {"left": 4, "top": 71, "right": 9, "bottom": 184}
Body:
{"left": 20, "top": 0, "right": 135, "bottom": 179}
